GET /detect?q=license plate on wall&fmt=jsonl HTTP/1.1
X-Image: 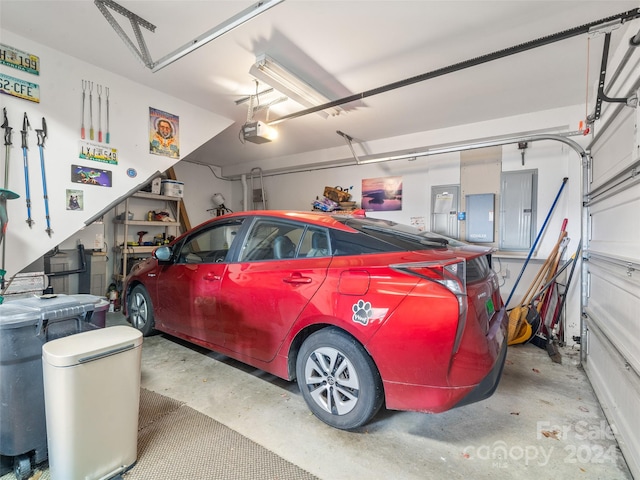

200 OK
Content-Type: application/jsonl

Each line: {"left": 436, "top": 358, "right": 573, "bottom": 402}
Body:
{"left": 0, "top": 43, "right": 40, "bottom": 75}
{"left": 0, "top": 73, "right": 40, "bottom": 103}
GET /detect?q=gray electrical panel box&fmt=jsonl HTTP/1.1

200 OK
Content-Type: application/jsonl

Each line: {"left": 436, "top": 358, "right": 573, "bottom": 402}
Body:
{"left": 465, "top": 193, "right": 495, "bottom": 243}
{"left": 500, "top": 170, "right": 537, "bottom": 251}
{"left": 431, "top": 185, "right": 459, "bottom": 239}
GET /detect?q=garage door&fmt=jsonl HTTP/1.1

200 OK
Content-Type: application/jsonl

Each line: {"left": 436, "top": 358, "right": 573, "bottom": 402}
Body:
{"left": 582, "top": 61, "right": 640, "bottom": 478}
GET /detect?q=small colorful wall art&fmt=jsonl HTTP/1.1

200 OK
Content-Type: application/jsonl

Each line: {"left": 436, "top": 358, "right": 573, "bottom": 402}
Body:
{"left": 71, "top": 165, "right": 112, "bottom": 187}
{"left": 361, "top": 176, "right": 403, "bottom": 211}
{"left": 149, "top": 107, "right": 179, "bottom": 159}
{"left": 66, "top": 189, "right": 84, "bottom": 211}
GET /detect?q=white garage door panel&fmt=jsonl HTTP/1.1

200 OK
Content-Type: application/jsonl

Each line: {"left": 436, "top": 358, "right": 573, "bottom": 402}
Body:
{"left": 587, "top": 184, "right": 640, "bottom": 261}
{"left": 583, "top": 318, "right": 640, "bottom": 479}
{"left": 589, "top": 107, "right": 635, "bottom": 190}
{"left": 585, "top": 257, "right": 640, "bottom": 374}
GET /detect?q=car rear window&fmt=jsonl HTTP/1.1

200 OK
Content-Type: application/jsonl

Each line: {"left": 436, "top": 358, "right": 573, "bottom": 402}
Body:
{"left": 331, "top": 217, "right": 449, "bottom": 255}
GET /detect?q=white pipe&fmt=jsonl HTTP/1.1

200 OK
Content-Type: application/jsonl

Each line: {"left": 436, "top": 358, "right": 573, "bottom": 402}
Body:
{"left": 241, "top": 174, "right": 248, "bottom": 211}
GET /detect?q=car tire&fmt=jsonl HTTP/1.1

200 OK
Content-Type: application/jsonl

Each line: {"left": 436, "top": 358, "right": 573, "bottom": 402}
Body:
{"left": 296, "top": 328, "right": 384, "bottom": 430}
{"left": 128, "top": 284, "right": 155, "bottom": 336}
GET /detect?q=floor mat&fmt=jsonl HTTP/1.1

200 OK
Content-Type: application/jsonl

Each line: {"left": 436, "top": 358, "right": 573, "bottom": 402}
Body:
{"left": 1, "top": 388, "right": 318, "bottom": 480}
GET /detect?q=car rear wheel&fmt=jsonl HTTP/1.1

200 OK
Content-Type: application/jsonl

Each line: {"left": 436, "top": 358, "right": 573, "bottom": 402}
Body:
{"left": 128, "top": 284, "right": 155, "bottom": 336}
{"left": 296, "top": 328, "right": 384, "bottom": 430}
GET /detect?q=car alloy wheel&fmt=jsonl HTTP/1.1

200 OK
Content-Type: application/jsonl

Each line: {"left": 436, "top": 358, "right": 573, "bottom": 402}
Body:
{"left": 128, "top": 284, "right": 155, "bottom": 336}
{"left": 296, "top": 328, "right": 384, "bottom": 430}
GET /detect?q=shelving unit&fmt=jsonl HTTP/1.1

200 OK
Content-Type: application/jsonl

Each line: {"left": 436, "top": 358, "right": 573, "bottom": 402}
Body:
{"left": 112, "top": 191, "right": 181, "bottom": 282}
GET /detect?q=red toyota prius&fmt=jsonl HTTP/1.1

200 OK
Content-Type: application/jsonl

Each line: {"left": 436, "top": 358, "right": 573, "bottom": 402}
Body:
{"left": 123, "top": 210, "right": 507, "bottom": 430}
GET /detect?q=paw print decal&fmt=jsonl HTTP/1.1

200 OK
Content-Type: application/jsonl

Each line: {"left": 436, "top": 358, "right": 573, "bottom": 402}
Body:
{"left": 352, "top": 300, "right": 373, "bottom": 326}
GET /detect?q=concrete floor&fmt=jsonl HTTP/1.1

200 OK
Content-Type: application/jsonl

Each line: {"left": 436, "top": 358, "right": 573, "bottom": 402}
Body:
{"left": 107, "top": 312, "right": 632, "bottom": 480}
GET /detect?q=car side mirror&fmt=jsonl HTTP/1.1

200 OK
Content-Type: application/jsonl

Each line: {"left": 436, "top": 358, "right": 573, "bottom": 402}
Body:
{"left": 154, "top": 246, "right": 172, "bottom": 262}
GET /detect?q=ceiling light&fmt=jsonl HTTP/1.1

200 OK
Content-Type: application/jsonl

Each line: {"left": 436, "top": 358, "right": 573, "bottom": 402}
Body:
{"left": 242, "top": 121, "right": 278, "bottom": 144}
{"left": 249, "top": 54, "right": 342, "bottom": 119}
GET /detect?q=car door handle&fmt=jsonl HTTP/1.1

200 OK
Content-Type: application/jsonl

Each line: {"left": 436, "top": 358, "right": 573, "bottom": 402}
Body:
{"left": 203, "top": 273, "right": 221, "bottom": 281}
{"left": 283, "top": 274, "right": 312, "bottom": 284}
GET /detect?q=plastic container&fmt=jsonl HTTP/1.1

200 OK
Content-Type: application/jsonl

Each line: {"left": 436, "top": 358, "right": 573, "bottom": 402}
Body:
{"left": 43, "top": 326, "right": 142, "bottom": 480}
{"left": 0, "top": 294, "right": 107, "bottom": 479}
{"left": 161, "top": 179, "right": 184, "bottom": 197}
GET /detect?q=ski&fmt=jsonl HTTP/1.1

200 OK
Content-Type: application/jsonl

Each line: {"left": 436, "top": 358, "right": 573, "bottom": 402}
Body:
{"left": 20, "top": 113, "right": 34, "bottom": 228}
{"left": 36, "top": 117, "right": 52, "bottom": 237}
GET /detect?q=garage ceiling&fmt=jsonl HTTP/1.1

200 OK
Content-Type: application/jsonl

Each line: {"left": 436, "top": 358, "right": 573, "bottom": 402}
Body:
{"left": 1, "top": 1, "right": 639, "bottom": 171}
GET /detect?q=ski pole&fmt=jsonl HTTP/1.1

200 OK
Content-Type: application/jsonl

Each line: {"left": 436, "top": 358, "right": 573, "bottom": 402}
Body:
{"left": 21, "top": 113, "right": 34, "bottom": 228}
{"left": 2, "top": 108, "right": 11, "bottom": 189}
{"left": 36, "top": 117, "right": 52, "bottom": 237}
{"left": 1, "top": 108, "right": 19, "bottom": 288}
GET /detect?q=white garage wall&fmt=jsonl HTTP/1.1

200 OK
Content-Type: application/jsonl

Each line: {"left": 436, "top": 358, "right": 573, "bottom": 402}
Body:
{"left": 0, "top": 32, "right": 233, "bottom": 278}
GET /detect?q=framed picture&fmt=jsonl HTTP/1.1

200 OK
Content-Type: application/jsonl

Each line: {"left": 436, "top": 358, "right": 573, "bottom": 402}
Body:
{"left": 361, "top": 176, "right": 403, "bottom": 211}
{"left": 66, "top": 189, "right": 84, "bottom": 210}
{"left": 149, "top": 107, "right": 180, "bottom": 159}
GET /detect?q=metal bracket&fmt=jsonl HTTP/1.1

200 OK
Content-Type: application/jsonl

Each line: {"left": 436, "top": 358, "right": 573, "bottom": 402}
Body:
{"left": 95, "top": 0, "right": 284, "bottom": 72}
{"left": 627, "top": 263, "right": 635, "bottom": 277}
{"left": 592, "top": 32, "right": 633, "bottom": 120}
{"left": 337, "top": 130, "right": 362, "bottom": 165}
{"left": 94, "top": 0, "right": 156, "bottom": 68}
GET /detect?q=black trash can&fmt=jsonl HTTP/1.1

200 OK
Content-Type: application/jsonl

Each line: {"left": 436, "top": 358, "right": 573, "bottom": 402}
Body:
{"left": 0, "top": 294, "right": 107, "bottom": 479}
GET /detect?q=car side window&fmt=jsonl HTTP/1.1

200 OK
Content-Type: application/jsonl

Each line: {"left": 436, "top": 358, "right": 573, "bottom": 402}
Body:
{"left": 331, "top": 229, "right": 395, "bottom": 255}
{"left": 239, "top": 220, "right": 305, "bottom": 261}
{"left": 300, "top": 228, "right": 330, "bottom": 257}
{"left": 176, "top": 221, "right": 242, "bottom": 264}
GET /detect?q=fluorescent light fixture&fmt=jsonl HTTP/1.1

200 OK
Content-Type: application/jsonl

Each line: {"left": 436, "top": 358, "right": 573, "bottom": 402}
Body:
{"left": 249, "top": 54, "right": 342, "bottom": 118}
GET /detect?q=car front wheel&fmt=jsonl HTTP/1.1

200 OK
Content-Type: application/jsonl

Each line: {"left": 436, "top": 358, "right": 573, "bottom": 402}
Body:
{"left": 296, "top": 328, "right": 384, "bottom": 430}
{"left": 128, "top": 284, "right": 155, "bottom": 336}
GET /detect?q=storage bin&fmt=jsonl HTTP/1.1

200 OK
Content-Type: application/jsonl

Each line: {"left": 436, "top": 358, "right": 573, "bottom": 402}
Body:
{"left": 161, "top": 179, "right": 184, "bottom": 197}
{"left": 42, "top": 326, "right": 142, "bottom": 480}
{"left": 0, "top": 294, "right": 107, "bottom": 479}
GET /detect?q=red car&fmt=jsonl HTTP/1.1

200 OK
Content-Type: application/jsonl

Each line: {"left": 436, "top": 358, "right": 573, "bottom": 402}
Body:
{"left": 123, "top": 210, "right": 507, "bottom": 430}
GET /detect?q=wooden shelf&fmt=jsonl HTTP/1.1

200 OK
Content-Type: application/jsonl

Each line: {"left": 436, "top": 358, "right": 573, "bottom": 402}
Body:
{"left": 113, "top": 220, "right": 180, "bottom": 227}
{"left": 117, "top": 245, "right": 162, "bottom": 254}
{"left": 133, "top": 192, "right": 181, "bottom": 201}
{"left": 113, "top": 187, "right": 181, "bottom": 283}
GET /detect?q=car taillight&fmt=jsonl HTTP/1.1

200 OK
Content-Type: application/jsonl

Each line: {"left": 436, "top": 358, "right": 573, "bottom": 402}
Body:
{"left": 391, "top": 259, "right": 468, "bottom": 353}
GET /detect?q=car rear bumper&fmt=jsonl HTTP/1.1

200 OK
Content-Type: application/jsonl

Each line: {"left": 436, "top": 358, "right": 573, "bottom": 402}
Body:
{"left": 383, "top": 307, "right": 508, "bottom": 413}
{"left": 450, "top": 331, "right": 507, "bottom": 409}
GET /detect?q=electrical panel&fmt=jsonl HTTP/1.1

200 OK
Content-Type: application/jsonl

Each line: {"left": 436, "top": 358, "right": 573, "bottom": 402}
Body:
{"left": 465, "top": 193, "right": 494, "bottom": 243}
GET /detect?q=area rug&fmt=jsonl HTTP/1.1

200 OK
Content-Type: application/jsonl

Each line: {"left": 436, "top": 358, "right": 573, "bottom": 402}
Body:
{"left": 1, "top": 388, "right": 318, "bottom": 480}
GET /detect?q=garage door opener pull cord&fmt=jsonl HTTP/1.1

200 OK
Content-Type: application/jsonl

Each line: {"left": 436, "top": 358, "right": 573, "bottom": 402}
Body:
{"left": 20, "top": 113, "right": 34, "bottom": 229}
{"left": 36, "top": 117, "right": 53, "bottom": 237}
